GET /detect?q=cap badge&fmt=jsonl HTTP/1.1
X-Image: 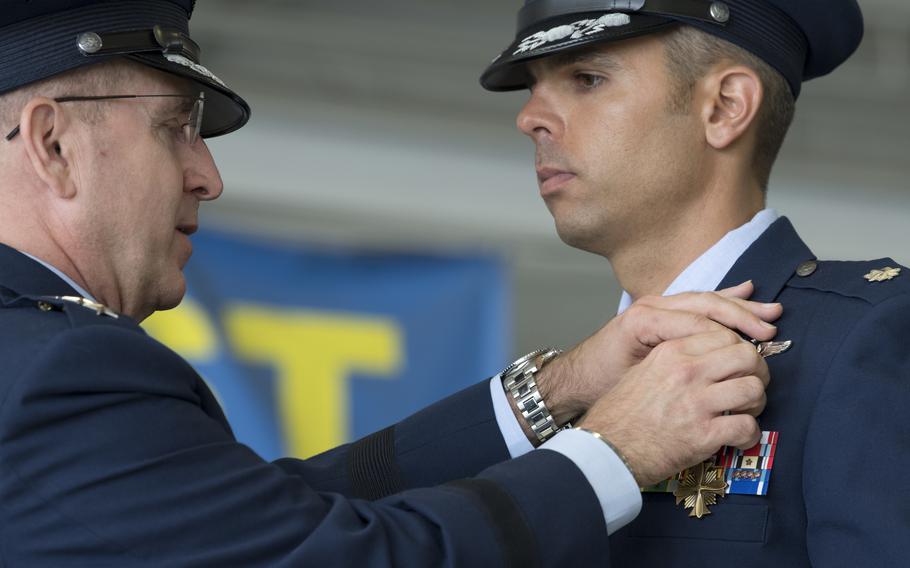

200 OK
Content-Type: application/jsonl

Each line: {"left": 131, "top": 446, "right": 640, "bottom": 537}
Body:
{"left": 864, "top": 267, "right": 901, "bottom": 283}
{"left": 164, "top": 54, "right": 227, "bottom": 89}
{"left": 514, "top": 13, "right": 631, "bottom": 55}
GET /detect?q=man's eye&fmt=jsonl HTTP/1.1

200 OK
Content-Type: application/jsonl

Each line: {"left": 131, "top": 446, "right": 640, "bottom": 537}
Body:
{"left": 575, "top": 73, "right": 605, "bottom": 89}
{"left": 159, "top": 119, "right": 188, "bottom": 143}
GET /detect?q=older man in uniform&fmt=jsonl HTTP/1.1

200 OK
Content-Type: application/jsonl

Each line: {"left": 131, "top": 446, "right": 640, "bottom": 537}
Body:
{"left": 0, "top": 0, "right": 783, "bottom": 565}
{"left": 482, "top": 0, "right": 910, "bottom": 565}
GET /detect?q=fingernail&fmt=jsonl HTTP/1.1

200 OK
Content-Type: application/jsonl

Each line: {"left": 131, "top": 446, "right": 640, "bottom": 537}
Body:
{"left": 763, "top": 303, "right": 781, "bottom": 309}
{"left": 761, "top": 321, "right": 777, "bottom": 329}
{"left": 740, "top": 280, "right": 753, "bottom": 286}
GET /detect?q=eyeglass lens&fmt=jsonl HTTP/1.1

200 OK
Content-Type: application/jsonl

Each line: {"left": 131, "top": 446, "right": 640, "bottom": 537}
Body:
{"left": 185, "top": 96, "right": 204, "bottom": 145}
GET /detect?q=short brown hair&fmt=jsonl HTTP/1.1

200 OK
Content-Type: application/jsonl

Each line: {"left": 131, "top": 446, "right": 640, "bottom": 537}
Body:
{"left": 661, "top": 25, "right": 796, "bottom": 190}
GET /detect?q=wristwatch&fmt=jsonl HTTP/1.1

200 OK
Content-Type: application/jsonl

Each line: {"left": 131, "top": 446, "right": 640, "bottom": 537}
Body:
{"left": 500, "top": 347, "right": 569, "bottom": 444}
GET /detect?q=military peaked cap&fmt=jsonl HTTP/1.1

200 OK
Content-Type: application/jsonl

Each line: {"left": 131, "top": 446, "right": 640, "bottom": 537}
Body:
{"left": 481, "top": 0, "right": 864, "bottom": 98}
{"left": 0, "top": 0, "right": 249, "bottom": 137}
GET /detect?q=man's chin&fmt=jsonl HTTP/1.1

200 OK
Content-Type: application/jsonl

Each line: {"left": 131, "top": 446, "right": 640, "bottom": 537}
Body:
{"left": 152, "top": 276, "right": 187, "bottom": 314}
{"left": 554, "top": 219, "right": 605, "bottom": 255}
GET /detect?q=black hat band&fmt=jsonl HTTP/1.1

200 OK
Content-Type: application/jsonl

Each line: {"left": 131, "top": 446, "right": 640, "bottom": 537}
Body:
{"left": 518, "top": 0, "right": 730, "bottom": 32}
{"left": 76, "top": 26, "right": 201, "bottom": 64}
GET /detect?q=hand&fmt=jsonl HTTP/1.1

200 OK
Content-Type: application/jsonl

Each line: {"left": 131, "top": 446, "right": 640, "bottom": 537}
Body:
{"left": 537, "top": 281, "right": 780, "bottom": 424}
{"left": 577, "top": 328, "right": 770, "bottom": 486}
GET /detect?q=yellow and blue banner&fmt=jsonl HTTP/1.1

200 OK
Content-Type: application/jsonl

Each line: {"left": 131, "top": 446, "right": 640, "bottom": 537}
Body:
{"left": 144, "top": 229, "right": 508, "bottom": 461}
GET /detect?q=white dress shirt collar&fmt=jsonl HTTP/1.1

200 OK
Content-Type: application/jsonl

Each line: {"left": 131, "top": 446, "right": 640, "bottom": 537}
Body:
{"left": 617, "top": 208, "right": 779, "bottom": 314}
{"left": 18, "top": 250, "right": 98, "bottom": 302}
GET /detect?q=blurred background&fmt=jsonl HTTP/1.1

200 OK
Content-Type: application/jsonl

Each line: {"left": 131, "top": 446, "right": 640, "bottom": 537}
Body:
{"left": 147, "top": 0, "right": 909, "bottom": 459}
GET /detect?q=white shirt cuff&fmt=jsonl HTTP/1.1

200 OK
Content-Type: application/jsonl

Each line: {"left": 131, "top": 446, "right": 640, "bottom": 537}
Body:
{"left": 541, "top": 428, "right": 642, "bottom": 535}
{"left": 489, "top": 375, "right": 535, "bottom": 458}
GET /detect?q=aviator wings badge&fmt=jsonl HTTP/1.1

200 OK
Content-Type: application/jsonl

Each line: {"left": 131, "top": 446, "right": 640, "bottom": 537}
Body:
{"left": 755, "top": 340, "right": 792, "bottom": 358}
{"left": 673, "top": 461, "right": 728, "bottom": 518}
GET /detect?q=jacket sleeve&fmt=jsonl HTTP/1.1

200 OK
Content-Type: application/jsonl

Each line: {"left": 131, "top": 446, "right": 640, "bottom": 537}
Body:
{"left": 278, "top": 377, "right": 513, "bottom": 498}
{"left": 0, "top": 325, "right": 608, "bottom": 567}
{"left": 803, "top": 292, "right": 910, "bottom": 566}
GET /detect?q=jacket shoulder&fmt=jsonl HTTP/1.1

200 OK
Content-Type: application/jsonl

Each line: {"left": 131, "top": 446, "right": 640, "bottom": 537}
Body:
{"left": 785, "top": 258, "right": 910, "bottom": 306}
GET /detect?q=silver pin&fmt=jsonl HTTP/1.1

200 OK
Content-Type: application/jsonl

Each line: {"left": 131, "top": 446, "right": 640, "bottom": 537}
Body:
{"left": 76, "top": 32, "right": 103, "bottom": 55}
{"left": 709, "top": 2, "right": 731, "bottom": 24}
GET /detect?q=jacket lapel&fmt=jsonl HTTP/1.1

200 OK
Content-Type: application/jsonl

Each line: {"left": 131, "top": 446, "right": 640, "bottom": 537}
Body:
{"left": 716, "top": 217, "right": 815, "bottom": 302}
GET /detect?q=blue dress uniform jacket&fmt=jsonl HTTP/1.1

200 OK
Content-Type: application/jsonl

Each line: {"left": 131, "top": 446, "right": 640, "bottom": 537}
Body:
{"left": 0, "top": 243, "right": 608, "bottom": 567}
{"left": 610, "top": 217, "right": 910, "bottom": 566}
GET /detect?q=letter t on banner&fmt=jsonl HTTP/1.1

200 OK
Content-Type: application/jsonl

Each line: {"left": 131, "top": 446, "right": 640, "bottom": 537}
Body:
{"left": 226, "top": 306, "right": 403, "bottom": 458}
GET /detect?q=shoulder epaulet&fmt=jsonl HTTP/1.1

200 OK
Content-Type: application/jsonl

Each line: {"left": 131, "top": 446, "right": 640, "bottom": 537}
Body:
{"left": 786, "top": 258, "right": 910, "bottom": 305}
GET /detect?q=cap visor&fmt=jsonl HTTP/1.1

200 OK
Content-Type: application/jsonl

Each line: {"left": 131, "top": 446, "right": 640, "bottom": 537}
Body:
{"left": 127, "top": 52, "right": 251, "bottom": 138}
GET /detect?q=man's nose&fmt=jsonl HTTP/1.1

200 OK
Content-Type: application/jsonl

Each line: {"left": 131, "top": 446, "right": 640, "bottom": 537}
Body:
{"left": 516, "top": 88, "right": 563, "bottom": 142}
{"left": 184, "top": 139, "right": 224, "bottom": 201}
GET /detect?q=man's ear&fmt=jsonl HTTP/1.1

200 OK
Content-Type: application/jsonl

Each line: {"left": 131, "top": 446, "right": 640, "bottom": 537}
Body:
{"left": 19, "top": 97, "right": 77, "bottom": 199}
{"left": 697, "top": 65, "right": 763, "bottom": 151}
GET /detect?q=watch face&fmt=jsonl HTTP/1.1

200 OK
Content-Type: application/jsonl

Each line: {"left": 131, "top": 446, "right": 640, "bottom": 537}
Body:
{"left": 502, "top": 350, "right": 540, "bottom": 377}
{"left": 502, "top": 348, "right": 558, "bottom": 377}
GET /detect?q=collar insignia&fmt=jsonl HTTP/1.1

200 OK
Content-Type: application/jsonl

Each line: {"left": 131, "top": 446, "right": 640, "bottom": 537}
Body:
{"left": 53, "top": 296, "right": 119, "bottom": 319}
{"left": 864, "top": 267, "right": 901, "bottom": 283}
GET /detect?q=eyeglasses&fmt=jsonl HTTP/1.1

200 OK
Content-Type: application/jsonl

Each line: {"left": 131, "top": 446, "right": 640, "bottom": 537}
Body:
{"left": 4, "top": 92, "right": 205, "bottom": 144}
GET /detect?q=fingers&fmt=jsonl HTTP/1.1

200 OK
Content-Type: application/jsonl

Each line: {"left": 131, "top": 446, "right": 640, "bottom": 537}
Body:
{"left": 683, "top": 340, "right": 770, "bottom": 385}
{"left": 702, "top": 375, "right": 768, "bottom": 416}
{"left": 655, "top": 329, "right": 745, "bottom": 359}
{"left": 724, "top": 296, "right": 784, "bottom": 326}
{"left": 707, "top": 414, "right": 762, "bottom": 451}
{"left": 635, "top": 288, "right": 781, "bottom": 342}
{"left": 624, "top": 306, "right": 728, "bottom": 348}
{"left": 732, "top": 398, "right": 767, "bottom": 418}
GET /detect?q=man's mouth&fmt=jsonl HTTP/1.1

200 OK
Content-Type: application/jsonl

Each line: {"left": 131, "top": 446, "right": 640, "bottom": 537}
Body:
{"left": 537, "top": 166, "right": 577, "bottom": 195}
{"left": 176, "top": 224, "right": 198, "bottom": 236}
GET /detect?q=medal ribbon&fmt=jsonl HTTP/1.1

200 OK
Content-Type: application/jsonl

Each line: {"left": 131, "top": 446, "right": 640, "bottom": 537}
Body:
{"left": 642, "top": 431, "right": 779, "bottom": 496}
